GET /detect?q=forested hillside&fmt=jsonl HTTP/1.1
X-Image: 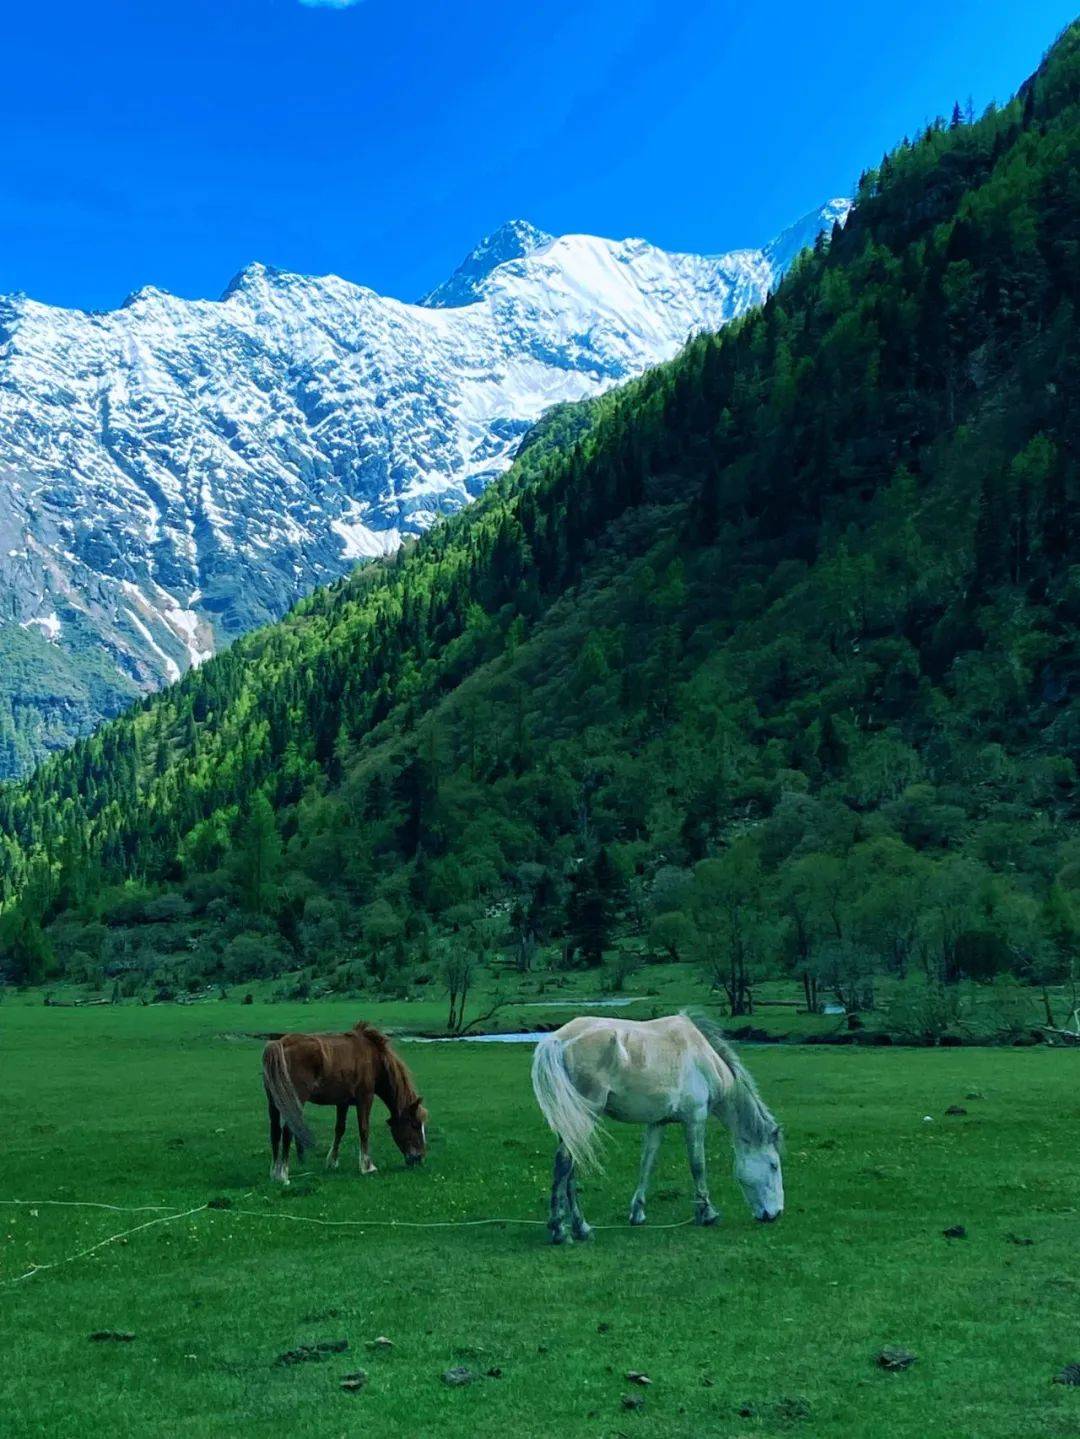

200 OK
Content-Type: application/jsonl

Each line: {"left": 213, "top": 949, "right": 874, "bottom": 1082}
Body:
{"left": 3, "top": 23, "right": 1080, "bottom": 1016}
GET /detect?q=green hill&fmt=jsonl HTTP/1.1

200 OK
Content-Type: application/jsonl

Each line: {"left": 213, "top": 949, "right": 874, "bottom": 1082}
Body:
{"left": 3, "top": 23, "right": 1080, "bottom": 1017}
{"left": 0, "top": 622, "right": 141, "bottom": 780}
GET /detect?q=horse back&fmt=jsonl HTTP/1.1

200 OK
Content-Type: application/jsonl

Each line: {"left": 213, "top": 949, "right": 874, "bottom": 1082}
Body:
{"left": 277, "top": 1030, "right": 377, "bottom": 1103}
{"left": 557, "top": 1014, "right": 724, "bottom": 1118}
{"left": 554, "top": 1013, "right": 703, "bottom": 1061}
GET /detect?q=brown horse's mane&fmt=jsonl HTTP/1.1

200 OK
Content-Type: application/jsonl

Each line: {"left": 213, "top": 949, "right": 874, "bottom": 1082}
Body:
{"left": 353, "top": 1019, "right": 389, "bottom": 1046}
{"left": 353, "top": 1021, "right": 419, "bottom": 1113}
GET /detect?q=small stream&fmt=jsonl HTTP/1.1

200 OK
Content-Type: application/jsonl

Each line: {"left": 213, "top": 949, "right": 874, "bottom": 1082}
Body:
{"left": 403, "top": 997, "right": 650, "bottom": 1044}
{"left": 515, "top": 996, "right": 645, "bottom": 1008}
{"left": 403, "top": 1031, "right": 548, "bottom": 1044}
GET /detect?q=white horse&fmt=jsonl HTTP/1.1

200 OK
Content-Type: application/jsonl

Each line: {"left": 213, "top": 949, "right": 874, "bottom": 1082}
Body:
{"left": 531, "top": 1012, "right": 783, "bottom": 1242}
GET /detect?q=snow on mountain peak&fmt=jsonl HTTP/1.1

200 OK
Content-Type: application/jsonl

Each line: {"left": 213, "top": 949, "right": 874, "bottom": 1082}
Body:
{"left": 764, "top": 198, "right": 852, "bottom": 273}
{"left": 421, "top": 219, "right": 554, "bottom": 308}
{"left": 0, "top": 199, "right": 846, "bottom": 774}
{"left": 119, "top": 284, "right": 174, "bottom": 310}
{"left": 219, "top": 260, "right": 292, "bottom": 300}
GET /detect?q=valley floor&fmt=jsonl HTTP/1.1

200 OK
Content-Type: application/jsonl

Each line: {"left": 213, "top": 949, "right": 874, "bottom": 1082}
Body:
{"left": 2, "top": 1002, "right": 1078, "bottom": 1437}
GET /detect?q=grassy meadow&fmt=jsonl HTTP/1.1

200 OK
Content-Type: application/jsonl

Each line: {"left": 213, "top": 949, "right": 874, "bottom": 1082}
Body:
{"left": 2, "top": 998, "right": 1079, "bottom": 1438}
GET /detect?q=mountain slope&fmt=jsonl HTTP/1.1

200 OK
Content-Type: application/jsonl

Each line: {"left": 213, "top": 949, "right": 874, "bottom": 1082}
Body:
{"left": 0, "top": 203, "right": 845, "bottom": 776}
{"left": 2, "top": 21, "right": 1079, "bottom": 1001}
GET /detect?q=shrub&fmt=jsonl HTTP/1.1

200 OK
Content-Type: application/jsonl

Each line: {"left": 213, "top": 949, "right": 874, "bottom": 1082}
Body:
{"left": 882, "top": 979, "right": 970, "bottom": 1044}
{"left": 648, "top": 910, "right": 693, "bottom": 962}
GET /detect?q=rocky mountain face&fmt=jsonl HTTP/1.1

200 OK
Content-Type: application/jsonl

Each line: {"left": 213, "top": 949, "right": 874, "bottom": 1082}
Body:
{"left": 0, "top": 200, "right": 848, "bottom": 775}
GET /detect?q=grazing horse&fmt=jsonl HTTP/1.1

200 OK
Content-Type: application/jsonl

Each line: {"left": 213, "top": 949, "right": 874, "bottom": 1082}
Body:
{"left": 262, "top": 1021, "right": 428, "bottom": 1184}
{"left": 531, "top": 1012, "right": 783, "bottom": 1243}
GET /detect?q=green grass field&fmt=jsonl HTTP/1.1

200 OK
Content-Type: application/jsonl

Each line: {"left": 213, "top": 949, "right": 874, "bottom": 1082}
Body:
{"left": 3, "top": 999, "right": 1079, "bottom": 1438}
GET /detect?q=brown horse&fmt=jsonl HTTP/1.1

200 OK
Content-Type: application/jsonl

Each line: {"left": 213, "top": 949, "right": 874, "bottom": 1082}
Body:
{"left": 261, "top": 1021, "right": 428, "bottom": 1183}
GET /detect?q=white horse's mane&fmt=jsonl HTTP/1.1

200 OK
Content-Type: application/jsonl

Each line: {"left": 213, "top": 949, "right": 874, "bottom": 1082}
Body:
{"left": 684, "top": 1011, "right": 781, "bottom": 1148}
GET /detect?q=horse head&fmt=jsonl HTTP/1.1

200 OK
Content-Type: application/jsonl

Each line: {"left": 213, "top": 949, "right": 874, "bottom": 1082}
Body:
{"left": 733, "top": 1125, "right": 784, "bottom": 1222}
{"left": 388, "top": 1097, "right": 429, "bottom": 1166}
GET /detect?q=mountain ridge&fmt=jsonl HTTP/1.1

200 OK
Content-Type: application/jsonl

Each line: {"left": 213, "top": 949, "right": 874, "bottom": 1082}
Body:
{"left": 420, "top": 218, "right": 554, "bottom": 307}
{"left": 0, "top": 200, "right": 847, "bottom": 776}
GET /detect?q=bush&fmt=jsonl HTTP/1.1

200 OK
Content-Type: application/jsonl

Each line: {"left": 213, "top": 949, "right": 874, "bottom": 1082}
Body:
{"left": 604, "top": 946, "right": 643, "bottom": 994}
{"left": 299, "top": 896, "right": 346, "bottom": 964}
{"left": 98, "top": 885, "right": 159, "bottom": 927}
{"left": 142, "top": 893, "right": 193, "bottom": 925}
{"left": 648, "top": 910, "right": 694, "bottom": 962}
{"left": 882, "top": 980, "right": 969, "bottom": 1044}
{"left": 221, "top": 933, "right": 291, "bottom": 983}
{"left": 980, "top": 975, "right": 1035, "bottom": 1040}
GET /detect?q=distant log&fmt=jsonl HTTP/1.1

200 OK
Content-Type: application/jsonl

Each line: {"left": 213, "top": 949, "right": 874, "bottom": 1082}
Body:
{"left": 1038, "top": 1025, "right": 1080, "bottom": 1047}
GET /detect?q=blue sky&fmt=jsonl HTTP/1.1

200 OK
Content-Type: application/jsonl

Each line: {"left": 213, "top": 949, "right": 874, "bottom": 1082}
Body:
{"left": 2, "top": 0, "right": 1075, "bottom": 311}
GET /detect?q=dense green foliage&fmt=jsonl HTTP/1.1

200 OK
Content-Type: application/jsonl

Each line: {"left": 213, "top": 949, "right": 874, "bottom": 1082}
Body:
{"left": 3, "top": 25, "right": 1080, "bottom": 1014}
{"left": 0, "top": 623, "right": 139, "bottom": 780}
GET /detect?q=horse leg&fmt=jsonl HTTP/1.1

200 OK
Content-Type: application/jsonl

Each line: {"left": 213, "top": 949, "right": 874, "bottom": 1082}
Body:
{"left": 629, "top": 1123, "right": 664, "bottom": 1225}
{"left": 279, "top": 1125, "right": 293, "bottom": 1186}
{"left": 683, "top": 1114, "right": 719, "bottom": 1225}
{"left": 567, "top": 1158, "right": 592, "bottom": 1241}
{"left": 547, "top": 1142, "right": 573, "bottom": 1245}
{"left": 268, "top": 1097, "right": 284, "bottom": 1182}
{"left": 356, "top": 1093, "right": 377, "bottom": 1174}
{"left": 326, "top": 1104, "right": 348, "bottom": 1170}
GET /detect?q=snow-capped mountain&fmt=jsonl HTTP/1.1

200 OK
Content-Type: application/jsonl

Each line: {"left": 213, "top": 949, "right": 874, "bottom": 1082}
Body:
{"left": 0, "top": 199, "right": 849, "bottom": 774}
{"left": 422, "top": 218, "right": 555, "bottom": 308}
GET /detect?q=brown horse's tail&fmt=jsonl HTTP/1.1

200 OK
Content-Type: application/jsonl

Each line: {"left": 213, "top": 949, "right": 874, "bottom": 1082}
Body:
{"left": 262, "top": 1041, "right": 314, "bottom": 1155}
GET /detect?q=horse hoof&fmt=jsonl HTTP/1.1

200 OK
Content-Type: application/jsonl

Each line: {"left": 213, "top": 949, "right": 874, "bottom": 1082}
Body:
{"left": 572, "top": 1223, "right": 593, "bottom": 1241}
{"left": 325, "top": 1158, "right": 339, "bottom": 1171}
{"left": 629, "top": 1210, "right": 646, "bottom": 1226}
{"left": 695, "top": 1208, "right": 720, "bottom": 1227}
{"left": 549, "top": 1227, "right": 570, "bottom": 1246}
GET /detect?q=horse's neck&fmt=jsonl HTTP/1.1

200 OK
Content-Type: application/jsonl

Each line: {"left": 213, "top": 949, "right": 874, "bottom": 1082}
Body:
{"left": 373, "top": 1051, "right": 412, "bottom": 1117}
{"left": 708, "top": 1057, "right": 772, "bottom": 1146}
{"left": 708, "top": 1057, "right": 742, "bottom": 1131}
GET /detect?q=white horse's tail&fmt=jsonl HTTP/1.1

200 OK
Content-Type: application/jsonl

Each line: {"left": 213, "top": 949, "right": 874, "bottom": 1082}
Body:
{"left": 531, "top": 1034, "right": 603, "bottom": 1171}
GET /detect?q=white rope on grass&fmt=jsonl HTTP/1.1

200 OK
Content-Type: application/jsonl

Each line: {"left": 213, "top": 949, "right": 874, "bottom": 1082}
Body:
{"left": 0, "top": 1196, "right": 697, "bottom": 1287}
{"left": 0, "top": 1198, "right": 176, "bottom": 1215}
{"left": 216, "top": 1208, "right": 696, "bottom": 1233}
{"left": 0, "top": 1204, "right": 209, "bottom": 1288}
{"left": 234, "top": 1208, "right": 545, "bottom": 1229}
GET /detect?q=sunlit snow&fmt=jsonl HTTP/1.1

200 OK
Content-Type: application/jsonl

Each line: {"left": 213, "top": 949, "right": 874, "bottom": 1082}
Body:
{"left": 0, "top": 202, "right": 849, "bottom": 700}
